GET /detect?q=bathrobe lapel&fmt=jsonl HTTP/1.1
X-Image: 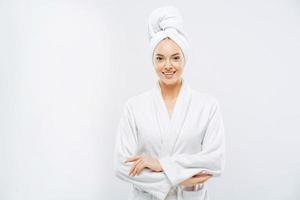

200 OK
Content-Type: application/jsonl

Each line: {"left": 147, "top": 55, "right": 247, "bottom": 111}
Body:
{"left": 152, "top": 78, "right": 192, "bottom": 158}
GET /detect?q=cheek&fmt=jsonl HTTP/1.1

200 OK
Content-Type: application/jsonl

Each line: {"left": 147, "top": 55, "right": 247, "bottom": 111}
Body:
{"left": 176, "top": 70, "right": 183, "bottom": 78}
{"left": 175, "top": 65, "right": 184, "bottom": 74}
{"left": 154, "top": 66, "right": 163, "bottom": 74}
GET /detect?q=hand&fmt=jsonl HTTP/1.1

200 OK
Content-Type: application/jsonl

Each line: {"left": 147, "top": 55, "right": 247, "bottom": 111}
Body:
{"left": 180, "top": 171, "right": 212, "bottom": 187}
{"left": 124, "top": 154, "right": 162, "bottom": 176}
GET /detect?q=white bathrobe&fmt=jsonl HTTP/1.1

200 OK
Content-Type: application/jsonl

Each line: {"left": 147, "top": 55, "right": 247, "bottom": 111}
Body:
{"left": 113, "top": 78, "right": 225, "bottom": 200}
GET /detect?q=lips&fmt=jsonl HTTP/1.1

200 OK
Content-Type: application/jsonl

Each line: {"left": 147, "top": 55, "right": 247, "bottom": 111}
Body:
{"left": 162, "top": 71, "right": 176, "bottom": 78}
{"left": 162, "top": 71, "right": 176, "bottom": 75}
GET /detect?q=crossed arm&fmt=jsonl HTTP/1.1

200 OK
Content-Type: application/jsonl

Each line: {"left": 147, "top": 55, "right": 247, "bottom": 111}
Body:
{"left": 125, "top": 154, "right": 213, "bottom": 187}
{"left": 114, "top": 100, "right": 225, "bottom": 199}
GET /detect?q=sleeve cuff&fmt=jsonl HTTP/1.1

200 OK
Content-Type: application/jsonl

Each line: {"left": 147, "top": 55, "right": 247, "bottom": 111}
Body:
{"left": 159, "top": 156, "right": 181, "bottom": 186}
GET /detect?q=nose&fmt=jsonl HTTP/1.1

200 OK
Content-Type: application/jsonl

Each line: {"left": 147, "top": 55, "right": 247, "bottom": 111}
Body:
{"left": 163, "top": 65, "right": 173, "bottom": 72}
{"left": 163, "top": 59, "right": 173, "bottom": 70}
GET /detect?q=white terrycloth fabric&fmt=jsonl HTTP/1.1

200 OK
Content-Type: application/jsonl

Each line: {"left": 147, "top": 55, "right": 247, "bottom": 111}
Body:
{"left": 113, "top": 78, "right": 226, "bottom": 200}
{"left": 148, "top": 6, "right": 190, "bottom": 66}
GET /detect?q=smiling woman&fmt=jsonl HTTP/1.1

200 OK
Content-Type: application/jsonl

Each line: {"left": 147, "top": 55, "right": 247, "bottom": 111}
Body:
{"left": 113, "top": 5, "right": 225, "bottom": 200}
{"left": 153, "top": 40, "right": 185, "bottom": 82}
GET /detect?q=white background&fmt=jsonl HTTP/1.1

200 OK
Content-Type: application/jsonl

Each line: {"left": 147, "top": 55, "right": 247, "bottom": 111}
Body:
{"left": 0, "top": 0, "right": 300, "bottom": 199}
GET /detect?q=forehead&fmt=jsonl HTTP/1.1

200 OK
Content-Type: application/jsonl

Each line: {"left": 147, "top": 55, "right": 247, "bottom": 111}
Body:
{"left": 154, "top": 38, "right": 183, "bottom": 56}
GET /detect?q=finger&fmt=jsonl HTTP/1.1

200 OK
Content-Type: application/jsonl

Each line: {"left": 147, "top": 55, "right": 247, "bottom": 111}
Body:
{"left": 182, "top": 177, "right": 196, "bottom": 184}
{"left": 181, "top": 178, "right": 195, "bottom": 187}
{"left": 129, "top": 158, "right": 143, "bottom": 176}
{"left": 131, "top": 159, "right": 144, "bottom": 176}
{"left": 190, "top": 178, "right": 200, "bottom": 185}
{"left": 196, "top": 175, "right": 210, "bottom": 182}
{"left": 134, "top": 162, "right": 146, "bottom": 176}
{"left": 133, "top": 161, "right": 145, "bottom": 176}
{"left": 125, "top": 155, "right": 142, "bottom": 163}
{"left": 194, "top": 173, "right": 212, "bottom": 178}
{"left": 186, "top": 176, "right": 205, "bottom": 185}
{"left": 128, "top": 165, "right": 135, "bottom": 176}
{"left": 194, "top": 175, "right": 212, "bottom": 184}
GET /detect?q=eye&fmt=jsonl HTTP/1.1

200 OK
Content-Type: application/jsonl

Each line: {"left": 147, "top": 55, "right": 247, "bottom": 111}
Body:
{"left": 156, "top": 57, "right": 163, "bottom": 61}
{"left": 174, "top": 56, "right": 180, "bottom": 60}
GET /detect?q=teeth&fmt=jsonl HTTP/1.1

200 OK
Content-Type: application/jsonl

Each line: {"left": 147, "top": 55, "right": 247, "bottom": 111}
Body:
{"left": 163, "top": 71, "right": 176, "bottom": 74}
{"left": 162, "top": 71, "right": 176, "bottom": 79}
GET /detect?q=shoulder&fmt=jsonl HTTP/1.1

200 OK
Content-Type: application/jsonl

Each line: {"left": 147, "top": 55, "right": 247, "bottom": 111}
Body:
{"left": 123, "top": 89, "right": 153, "bottom": 111}
{"left": 189, "top": 87, "right": 220, "bottom": 107}
{"left": 189, "top": 87, "right": 223, "bottom": 119}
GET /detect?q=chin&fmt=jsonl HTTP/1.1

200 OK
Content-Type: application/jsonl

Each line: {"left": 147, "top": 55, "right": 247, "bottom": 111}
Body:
{"left": 160, "top": 77, "right": 181, "bottom": 85}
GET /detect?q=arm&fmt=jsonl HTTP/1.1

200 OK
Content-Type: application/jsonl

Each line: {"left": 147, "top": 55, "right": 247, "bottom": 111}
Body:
{"left": 180, "top": 171, "right": 212, "bottom": 188}
{"left": 113, "top": 100, "right": 173, "bottom": 200}
{"left": 158, "top": 99, "right": 226, "bottom": 186}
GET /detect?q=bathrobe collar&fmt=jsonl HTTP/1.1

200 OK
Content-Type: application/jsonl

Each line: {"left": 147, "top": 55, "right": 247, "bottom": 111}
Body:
{"left": 152, "top": 78, "right": 192, "bottom": 157}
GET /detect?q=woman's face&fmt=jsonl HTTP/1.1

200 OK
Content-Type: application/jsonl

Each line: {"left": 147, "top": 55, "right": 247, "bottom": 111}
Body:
{"left": 153, "top": 38, "right": 185, "bottom": 86}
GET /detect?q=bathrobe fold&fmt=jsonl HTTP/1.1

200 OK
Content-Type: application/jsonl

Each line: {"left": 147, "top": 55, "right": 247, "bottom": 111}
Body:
{"left": 113, "top": 100, "right": 173, "bottom": 200}
{"left": 113, "top": 78, "right": 225, "bottom": 200}
{"left": 158, "top": 100, "right": 225, "bottom": 186}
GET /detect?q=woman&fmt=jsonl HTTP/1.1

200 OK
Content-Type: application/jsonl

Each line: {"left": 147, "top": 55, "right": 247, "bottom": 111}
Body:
{"left": 113, "top": 6, "right": 225, "bottom": 200}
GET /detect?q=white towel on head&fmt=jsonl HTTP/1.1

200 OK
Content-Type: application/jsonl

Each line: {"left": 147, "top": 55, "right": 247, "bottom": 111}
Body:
{"left": 148, "top": 5, "right": 189, "bottom": 66}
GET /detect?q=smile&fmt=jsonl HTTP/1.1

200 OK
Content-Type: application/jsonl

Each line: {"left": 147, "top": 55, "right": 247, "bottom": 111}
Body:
{"left": 162, "top": 71, "right": 176, "bottom": 78}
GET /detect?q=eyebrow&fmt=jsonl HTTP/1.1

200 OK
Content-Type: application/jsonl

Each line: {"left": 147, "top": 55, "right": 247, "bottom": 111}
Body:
{"left": 155, "top": 53, "right": 180, "bottom": 56}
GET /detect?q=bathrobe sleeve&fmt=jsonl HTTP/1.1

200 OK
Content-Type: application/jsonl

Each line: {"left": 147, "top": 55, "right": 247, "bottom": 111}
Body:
{"left": 158, "top": 99, "right": 226, "bottom": 186}
{"left": 113, "top": 100, "right": 173, "bottom": 200}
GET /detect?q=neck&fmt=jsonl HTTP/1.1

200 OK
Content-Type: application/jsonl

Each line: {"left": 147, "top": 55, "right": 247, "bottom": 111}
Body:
{"left": 159, "top": 79, "right": 183, "bottom": 100}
